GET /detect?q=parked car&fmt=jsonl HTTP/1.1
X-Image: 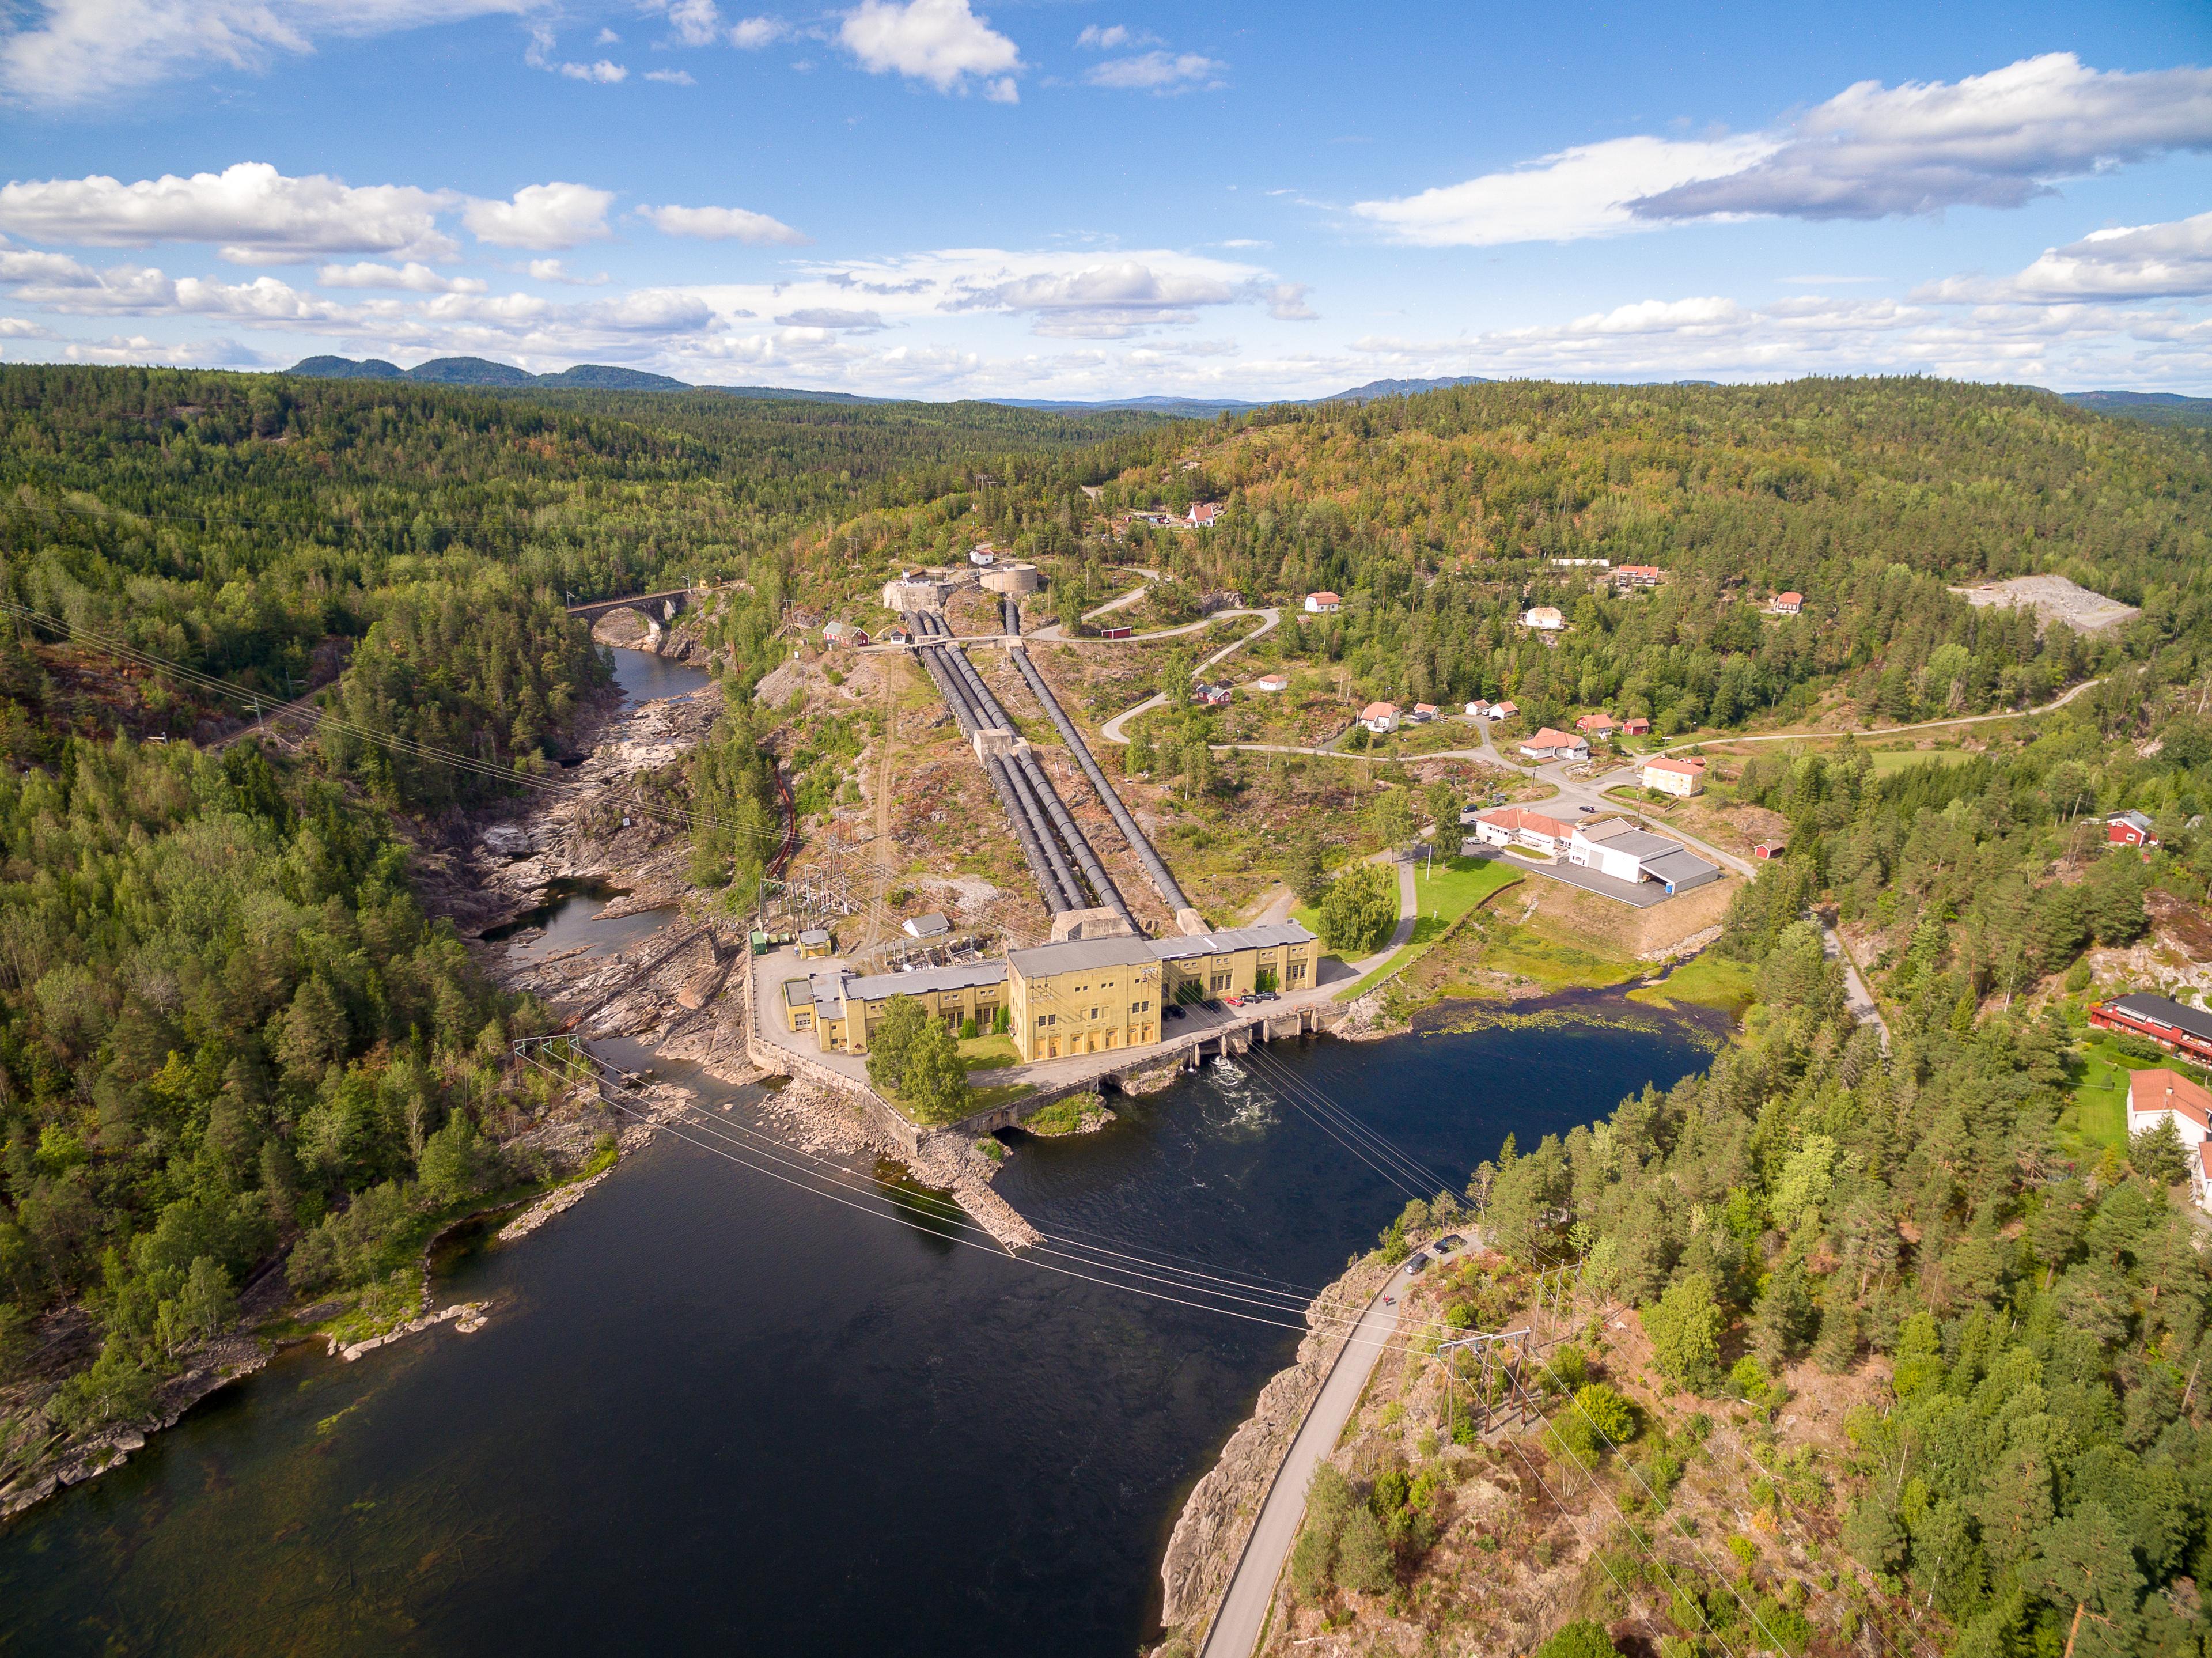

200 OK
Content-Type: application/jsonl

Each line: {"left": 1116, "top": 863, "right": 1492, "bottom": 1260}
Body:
{"left": 1434, "top": 1233, "right": 1464, "bottom": 1253}
{"left": 1225, "top": 994, "right": 1244, "bottom": 1007}
{"left": 1165, "top": 1004, "right": 1186, "bottom": 1020}
{"left": 1405, "top": 1254, "right": 1427, "bottom": 1275}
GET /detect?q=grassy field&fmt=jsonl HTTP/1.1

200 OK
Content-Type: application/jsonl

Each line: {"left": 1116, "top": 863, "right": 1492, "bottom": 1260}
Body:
{"left": 1867, "top": 747, "right": 1975, "bottom": 775}
{"left": 1627, "top": 953, "right": 1759, "bottom": 1017}
{"left": 2054, "top": 1035, "right": 2212, "bottom": 1161}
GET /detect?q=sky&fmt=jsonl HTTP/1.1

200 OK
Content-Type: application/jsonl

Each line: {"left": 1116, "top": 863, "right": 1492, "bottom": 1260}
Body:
{"left": 1, "top": 0, "right": 2209, "bottom": 399}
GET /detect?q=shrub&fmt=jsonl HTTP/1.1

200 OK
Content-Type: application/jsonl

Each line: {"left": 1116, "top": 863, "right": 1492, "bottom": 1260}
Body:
{"left": 1536, "top": 1620, "right": 1618, "bottom": 1658}
{"left": 50, "top": 1337, "right": 155, "bottom": 1434}
{"left": 1318, "top": 861, "right": 1399, "bottom": 955}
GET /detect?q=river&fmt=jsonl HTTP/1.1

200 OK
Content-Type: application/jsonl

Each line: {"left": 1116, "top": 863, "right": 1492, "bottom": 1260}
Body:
{"left": 0, "top": 994, "right": 1718, "bottom": 1657}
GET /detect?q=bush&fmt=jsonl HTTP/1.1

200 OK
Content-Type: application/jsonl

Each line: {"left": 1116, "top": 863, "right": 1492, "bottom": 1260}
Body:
{"left": 1536, "top": 1620, "right": 1618, "bottom": 1658}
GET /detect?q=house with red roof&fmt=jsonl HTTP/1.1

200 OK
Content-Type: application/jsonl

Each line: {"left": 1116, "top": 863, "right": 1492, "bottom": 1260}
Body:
{"left": 2129, "top": 1070, "right": 2212, "bottom": 1207}
{"left": 1612, "top": 565, "right": 1665, "bottom": 589}
{"left": 1575, "top": 711, "right": 1619, "bottom": 736}
{"left": 1519, "top": 728, "right": 1590, "bottom": 762}
{"left": 1771, "top": 591, "right": 1804, "bottom": 614}
{"left": 1361, "top": 701, "right": 1399, "bottom": 734}
{"left": 1304, "top": 591, "right": 1341, "bottom": 614}
{"left": 1188, "top": 502, "right": 1221, "bottom": 527}
{"left": 1622, "top": 717, "right": 1651, "bottom": 737}
{"left": 1469, "top": 806, "right": 1574, "bottom": 858}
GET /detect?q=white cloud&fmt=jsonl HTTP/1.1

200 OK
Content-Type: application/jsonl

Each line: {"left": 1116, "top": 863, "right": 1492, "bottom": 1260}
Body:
{"left": 463, "top": 183, "right": 614, "bottom": 249}
{"left": 1085, "top": 50, "right": 1222, "bottom": 93}
{"left": 524, "top": 21, "right": 626, "bottom": 81}
{"left": 1260, "top": 282, "right": 1315, "bottom": 321}
{"left": 838, "top": 0, "right": 1020, "bottom": 98}
{"left": 1917, "top": 211, "right": 2212, "bottom": 302}
{"left": 1633, "top": 53, "right": 2212, "bottom": 222}
{"left": 1355, "top": 135, "right": 1774, "bottom": 247}
{"left": 661, "top": 0, "right": 720, "bottom": 47}
{"left": 646, "top": 67, "right": 695, "bottom": 84}
{"left": 1076, "top": 24, "right": 1156, "bottom": 50}
{"left": 729, "top": 14, "right": 782, "bottom": 47}
{"left": 527, "top": 258, "right": 610, "bottom": 285}
{"left": 0, "top": 162, "right": 457, "bottom": 263}
{"left": 637, "top": 203, "right": 808, "bottom": 245}
{"left": 1359, "top": 54, "right": 2212, "bottom": 250}
{"left": 774, "top": 306, "right": 886, "bottom": 330}
{"left": 0, "top": 0, "right": 533, "bottom": 104}
{"left": 319, "top": 260, "right": 486, "bottom": 293}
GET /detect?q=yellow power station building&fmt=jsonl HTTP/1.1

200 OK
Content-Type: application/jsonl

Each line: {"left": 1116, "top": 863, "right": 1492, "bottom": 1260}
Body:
{"left": 782, "top": 922, "right": 1319, "bottom": 1064}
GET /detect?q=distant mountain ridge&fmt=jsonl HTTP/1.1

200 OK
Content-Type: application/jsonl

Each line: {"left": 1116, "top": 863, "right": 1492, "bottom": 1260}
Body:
{"left": 286, "top": 358, "right": 2209, "bottom": 424}
{"left": 287, "top": 355, "right": 689, "bottom": 391}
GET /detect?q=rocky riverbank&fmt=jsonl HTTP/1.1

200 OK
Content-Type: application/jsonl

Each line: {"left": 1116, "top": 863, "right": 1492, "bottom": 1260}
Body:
{"left": 1151, "top": 1252, "right": 1397, "bottom": 1649}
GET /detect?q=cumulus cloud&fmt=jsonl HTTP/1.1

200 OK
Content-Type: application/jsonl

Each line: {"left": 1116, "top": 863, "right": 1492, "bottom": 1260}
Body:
{"left": 729, "top": 14, "right": 782, "bottom": 47}
{"left": 1359, "top": 55, "right": 2212, "bottom": 249}
{"left": 1633, "top": 54, "right": 2212, "bottom": 222}
{"left": 660, "top": 0, "right": 721, "bottom": 47}
{"left": 636, "top": 203, "right": 808, "bottom": 245}
{"left": 0, "top": 162, "right": 457, "bottom": 264}
{"left": 0, "top": 0, "right": 533, "bottom": 104}
{"left": 527, "top": 259, "right": 609, "bottom": 285}
{"left": 1354, "top": 135, "right": 1775, "bottom": 247}
{"left": 1085, "top": 50, "right": 1223, "bottom": 93}
{"left": 463, "top": 183, "right": 613, "bottom": 249}
{"left": 1916, "top": 211, "right": 2212, "bottom": 303}
{"left": 839, "top": 0, "right": 1020, "bottom": 100}
{"left": 318, "top": 260, "right": 486, "bottom": 293}
{"left": 646, "top": 67, "right": 695, "bottom": 84}
{"left": 1260, "top": 281, "right": 1316, "bottom": 321}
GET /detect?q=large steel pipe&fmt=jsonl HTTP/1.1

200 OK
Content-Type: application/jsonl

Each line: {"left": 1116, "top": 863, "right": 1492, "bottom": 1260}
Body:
{"left": 1009, "top": 648, "right": 1193, "bottom": 915}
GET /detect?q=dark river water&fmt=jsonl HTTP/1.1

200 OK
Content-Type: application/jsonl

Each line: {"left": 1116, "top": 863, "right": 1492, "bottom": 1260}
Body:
{"left": 0, "top": 993, "right": 1717, "bottom": 1658}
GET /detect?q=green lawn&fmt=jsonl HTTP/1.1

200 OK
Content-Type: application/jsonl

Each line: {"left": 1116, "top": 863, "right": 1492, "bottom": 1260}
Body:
{"left": 971, "top": 1081, "right": 1036, "bottom": 1112}
{"left": 2056, "top": 1036, "right": 2212, "bottom": 1160}
{"left": 957, "top": 1032, "right": 1021, "bottom": 1072}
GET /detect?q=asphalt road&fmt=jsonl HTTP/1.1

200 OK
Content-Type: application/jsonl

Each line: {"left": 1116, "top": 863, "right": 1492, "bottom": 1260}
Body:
{"left": 1199, "top": 1274, "right": 1407, "bottom": 1658}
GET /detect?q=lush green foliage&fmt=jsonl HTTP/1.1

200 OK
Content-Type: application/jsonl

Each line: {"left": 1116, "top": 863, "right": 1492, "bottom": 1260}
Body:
{"left": 1318, "top": 860, "right": 1400, "bottom": 955}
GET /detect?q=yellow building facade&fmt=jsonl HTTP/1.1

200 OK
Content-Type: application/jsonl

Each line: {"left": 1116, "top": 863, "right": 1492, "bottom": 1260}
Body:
{"left": 782, "top": 962, "right": 1006, "bottom": 1056}
{"left": 1005, "top": 922, "right": 1317, "bottom": 1063}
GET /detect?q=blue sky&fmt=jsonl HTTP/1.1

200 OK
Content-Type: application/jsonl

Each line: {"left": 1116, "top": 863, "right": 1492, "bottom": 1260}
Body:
{"left": 1, "top": 0, "right": 2208, "bottom": 396}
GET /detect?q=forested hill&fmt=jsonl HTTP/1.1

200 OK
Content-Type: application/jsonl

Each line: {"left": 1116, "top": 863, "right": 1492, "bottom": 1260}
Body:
{"left": 1003, "top": 377, "right": 2212, "bottom": 735}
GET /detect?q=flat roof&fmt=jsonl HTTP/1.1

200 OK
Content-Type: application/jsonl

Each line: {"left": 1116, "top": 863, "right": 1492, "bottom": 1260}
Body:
{"left": 798, "top": 928, "right": 831, "bottom": 944}
{"left": 781, "top": 977, "right": 813, "bottom": 1007}
{"left": 1581, "top": 827, "right": 1679, "bottom": 860}
{"left": 1645, "top": 849, "right": 1722, "bottom": 887}
{"left": 902, "top": 912, "right": 952, "bottom": 936}
{"left": 1007, "top": 936, "right": 1160, "bottom": 979}
{"left": 1150, "top": 921, "right": 1317, "bottom": 961}
{"left": 842, "top": 960, "right": 1007, "bottom": 1002}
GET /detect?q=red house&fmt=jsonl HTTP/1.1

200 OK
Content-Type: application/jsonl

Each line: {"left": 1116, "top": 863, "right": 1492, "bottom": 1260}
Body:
{"left": 2108, "top": 810, "right": 2159, "bottom": 849}
{"left": 2092, "top": 994, "right": 2212, "bottom": 1066}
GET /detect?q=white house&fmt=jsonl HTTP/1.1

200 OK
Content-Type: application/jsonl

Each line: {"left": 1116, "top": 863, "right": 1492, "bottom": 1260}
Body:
{"left": 968, "top": 544, "right": 999, "bottom": 566}
{"left": 1305, "top": 591, "right": 1342, "bottom": 614}
{"left": 1522, "top": 606, "right": 1566, "bottom": 631}
{"left": 1469, "top": 806, "right": 1574, "bottom": 859}
{"left": 1361, "top": 701, "right": 1400, "bottom": 734}
{"left": 1410, "top": 703, "right": 1440, "bottom": 723}
{"left": 1253, "top": 673, "right": 1289, "bottom": 693}
{"left": 1488, "top": 699, "right": 1518, "bottom": 722}
{"left": 2130, "top": 1068, "right": 2212, "bottom": 1152}
{"left": 1519, "top": 727, "right": 1589, "bottom": 762}
{"left": 1465, "top": 699, "right": 1490, "bottom": 718}
{"left": 1640, "top": 756, "right": 1706, "bottom": 797}
{"left": 1188, "top": 502, "right": 1221, "bottom": 527}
